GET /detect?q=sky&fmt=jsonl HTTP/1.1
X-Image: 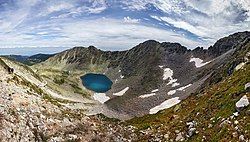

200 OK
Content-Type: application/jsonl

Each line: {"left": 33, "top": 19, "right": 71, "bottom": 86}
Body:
{"left": 0, "top": 0, "right": 249, "bottom": 55}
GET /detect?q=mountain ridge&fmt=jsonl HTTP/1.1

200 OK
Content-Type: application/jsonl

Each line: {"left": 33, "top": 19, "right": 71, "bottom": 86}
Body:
{"left": 32, "top": 31, "right": 250, "bottom": 119}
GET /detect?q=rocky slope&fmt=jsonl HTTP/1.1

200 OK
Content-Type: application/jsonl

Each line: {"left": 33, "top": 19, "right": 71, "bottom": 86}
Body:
{"left": 126, "top": 39, "right": 250, "bottom": 141}
{"left": 34, "top": 31, "right": 250, "bottom": 120}
{"left": 0, "top": 57, "right": 139, "bottom": 141}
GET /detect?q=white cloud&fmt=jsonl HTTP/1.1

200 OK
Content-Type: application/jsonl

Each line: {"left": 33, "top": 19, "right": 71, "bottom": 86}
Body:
{"left": 0, "top": 17, "right": 203, "bottom": 49}
{"left": 184, "top": 0, "right": 230, "bottom": 15}
{"left": 47, "top": 3, "right": 73, "bottom": 14}
{"left": 121, "top": 0, "right": 184, "bottom": 14}
{"left": 150, "top": 15, "right": 162, "bottom": 21}
{"left": 160, "top": 17, "right": 207, "bottom": 37}
{"left": 121, "top": 0, "right": 151, "bottom": 10}
{"left": 153, "top": 0, "right": 185, "bottom": 14}
{"left": 37, "top": 0, "right": 107, "bottom": 18}
{"left": 0, "top": 0, "right": 34, "bottom": 33}
{"left": 121, "top": 0, "right": 250, "bottom": 46}
{"left": 123, "top": 16, "right": 140, "bottom": 24}
{"left": 0, "top": 0, "right": 249, "bottom": 51}
{"left": 59, "top": 18, "right": 202, "bottom": 50}
{"left": 184, "top": 0, "right": 250, "bottom": 16}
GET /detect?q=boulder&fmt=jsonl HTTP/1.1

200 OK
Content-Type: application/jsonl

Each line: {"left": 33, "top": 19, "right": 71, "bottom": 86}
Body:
{"left": 236, "top": 95, "right": 249, "bottom": 111}
{"left": 175, "top": 132, "right": 185, "bottom": 141}
{"left": 239, "top": 135, "right": 245, "bottom": 142}
{"left": 186, "top": 121, "right": 197, "bottom": 129}
{"left": 188, "top": 128, "right": 196, "bottom": 137}
{"left": 245, "top": 83, "right": 250, "bottom": 92}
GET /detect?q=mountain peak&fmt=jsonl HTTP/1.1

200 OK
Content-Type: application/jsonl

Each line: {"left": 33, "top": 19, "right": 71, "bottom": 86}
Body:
{"left": 161, "top": 42, "right": 188, "bottom": 54}
{"left": 138, "top": 40, "right": 160, "bottom": 47}
{"left": 208, "top": 31, "right": 250, "bottom": 57}
{"left": 88, "top": 45, "right": 98, "bottom": 50}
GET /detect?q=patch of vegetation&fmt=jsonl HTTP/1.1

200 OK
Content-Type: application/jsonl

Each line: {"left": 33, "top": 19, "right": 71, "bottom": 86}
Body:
{"left": 70, "top": 83, "right": 87, "bottom": 96}
{"left": 97, "top": 113, "right": 120, "bottom": 122}
{"left": 20, "top": 78, "right": 44, "bottom": 95}
{"left": 42, "top": 94, "right": 62, "bottom": 107}
{"left": 54, "top": 77, "right": 65, "bottom": 85}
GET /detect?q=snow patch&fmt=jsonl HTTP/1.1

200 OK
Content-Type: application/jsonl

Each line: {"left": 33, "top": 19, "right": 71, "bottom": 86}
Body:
{"left": 236, "top": 95, "right": 249, "bottom": 108}
{"left": 172, "top": 82, "right": 180, "bottom": 87}
{"left": 167, "top": 84, "right": 192, "bottom": 96}
{"left": 139, "top": 93, "right": 156, "bottom": 98}
{"left": 159, "top": 66, "right": 179, "bottom": 86}
{"left": 113, "top": 87, "right": 129, "bottom": 96}
{"left": 93, "top": 93, "right": 110, "bottom": 104}
{"left": 162, "top": 68, "right": 173, "bottom": 80}
{"left": 151, "top": 89, "right": 159, "bottom": 93}
{"left": 149, "top": 97, "right": 181, "bottom": 114}
{"left": 177, "top": 84, "right": 192, "bottom": 91}
{"left": 190, "top": 57, "right": 211, "bottom": 68}
{"left": 167, "top": 78, "right": 177, "bottom": 85}
{"left": 168, "top": 90, "right": 176, "bottom": 95}
{"left": 139, "top": 89, "right": 159, "bottom": 98}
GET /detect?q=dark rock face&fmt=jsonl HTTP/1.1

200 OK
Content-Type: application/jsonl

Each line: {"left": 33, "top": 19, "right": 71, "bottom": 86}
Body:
{"left": 208, "top": 31, "right": 250, "bottom": 57}
{"left": 160, "top": 42, "right": 188, "bottom": 54}
{"left": 190, "top": 31, "right": 250, "bottom": 60}
{"left": 40, "top": 31, "right": 250, "bottom": 119}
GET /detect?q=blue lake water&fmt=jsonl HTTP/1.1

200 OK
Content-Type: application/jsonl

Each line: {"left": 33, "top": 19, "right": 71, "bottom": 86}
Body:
{"left": 81, "top": 73, "right": 113, "bottom": 93}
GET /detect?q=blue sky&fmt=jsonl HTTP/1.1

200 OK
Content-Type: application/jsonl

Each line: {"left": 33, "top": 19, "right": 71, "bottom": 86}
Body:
{"left": 0, "top": 0, "right": 249, "bottom": 54}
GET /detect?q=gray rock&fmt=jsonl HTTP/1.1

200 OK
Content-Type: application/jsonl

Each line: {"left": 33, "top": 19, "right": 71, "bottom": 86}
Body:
{"left": 220, "top": 120, "right": 231, "bottom": 127}
{"left": 208, "top": 124, "right": 213, "bottom": 128}
{"left": 239, "top": 135, "right": 245, "bottom": 142}
{"left": 245, "top": 82, "right": 250, "bottom": 91}
{"left": 236, "top": 95, "right": 249, "bottom": 111}
{"left": 233, "top": 112, "right": 239, "bottom": 117}
{"left": 175, "top": 132, "right": 185, "bottom": 141}
{"left": 188, "top": 128, "right": 196, "bottom": 137}
{"left": 164, "top": 133, "right": 169, "bottom": 139}
{"left": 186, "top": 121, "right": 197, "bottom": 129}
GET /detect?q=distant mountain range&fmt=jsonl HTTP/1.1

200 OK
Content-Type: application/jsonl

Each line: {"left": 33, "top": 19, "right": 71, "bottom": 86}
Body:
{"left": 3, "top": 53, "right": 55, "bottom": 65}
{"left": 0, "top": 31, "right": 249, "bottom": 141}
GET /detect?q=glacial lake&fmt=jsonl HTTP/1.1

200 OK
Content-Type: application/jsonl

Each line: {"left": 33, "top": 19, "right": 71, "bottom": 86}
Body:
{"left": 81, "top": 73, "right": 113, "bottom": 93}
